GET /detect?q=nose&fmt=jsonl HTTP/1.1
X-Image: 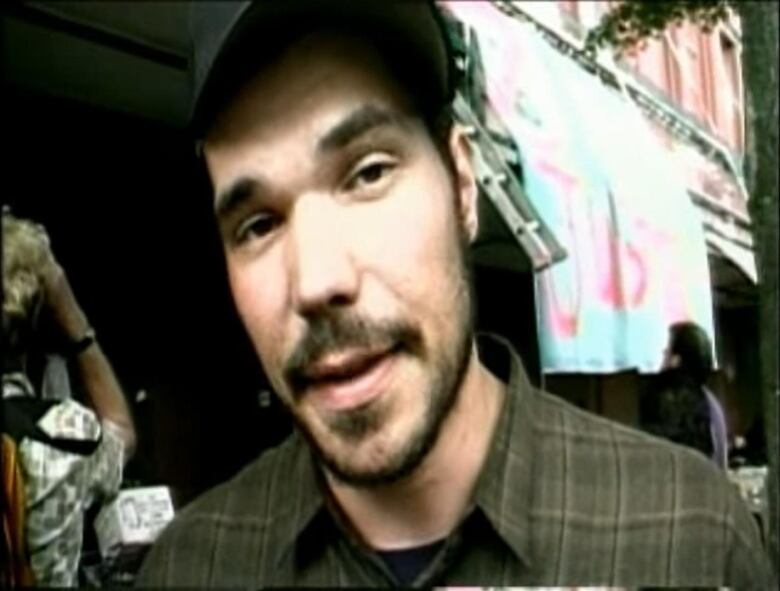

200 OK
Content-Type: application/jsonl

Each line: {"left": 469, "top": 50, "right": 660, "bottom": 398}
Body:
{"left": 287, "top": 193, "right": 359, "bottom": 315}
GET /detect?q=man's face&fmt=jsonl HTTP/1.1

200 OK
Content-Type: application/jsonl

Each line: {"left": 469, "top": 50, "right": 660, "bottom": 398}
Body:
{"left": 204, "top": 33, "right": 479, "bottom": 486}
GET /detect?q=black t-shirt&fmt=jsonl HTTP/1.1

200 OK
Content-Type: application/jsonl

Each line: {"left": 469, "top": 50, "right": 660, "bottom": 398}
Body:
{"left": 639, "top": 368, "right": 713, "bottom": 457}
{"left": 375, "top": 539, "right": 445, "bottom": 585}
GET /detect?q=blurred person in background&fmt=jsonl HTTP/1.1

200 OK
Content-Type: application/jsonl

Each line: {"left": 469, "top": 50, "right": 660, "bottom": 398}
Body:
{"left": 641, "top": 321, "right": 729, "bottom": 469}
{"left": 2, "top": 211, "right": 136, "bottom": 586}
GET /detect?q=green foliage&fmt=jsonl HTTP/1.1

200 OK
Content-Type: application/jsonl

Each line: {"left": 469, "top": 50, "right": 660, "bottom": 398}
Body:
{"left": 584, "top": 1, "right": 732, "bottom": 57}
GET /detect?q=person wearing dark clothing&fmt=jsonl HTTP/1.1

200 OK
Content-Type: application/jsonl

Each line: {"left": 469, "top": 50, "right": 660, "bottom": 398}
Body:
{"left": 641, "top": 367, "right": 713, "bottom": 450}
{"left": 641, "top": 321, "right": 729, "bottom": 469}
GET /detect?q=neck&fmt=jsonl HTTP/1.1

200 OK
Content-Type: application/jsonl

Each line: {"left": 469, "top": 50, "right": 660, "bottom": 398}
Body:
{"left": 326, "top": 343, "right": 505, "bottom": 550}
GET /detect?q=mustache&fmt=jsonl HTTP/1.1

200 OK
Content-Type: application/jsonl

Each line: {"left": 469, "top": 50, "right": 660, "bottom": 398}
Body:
{"left": 284, "top": 311, "right": 422, "bottom": 398}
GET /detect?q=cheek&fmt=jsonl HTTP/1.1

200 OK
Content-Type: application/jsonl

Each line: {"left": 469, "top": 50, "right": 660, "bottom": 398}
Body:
{"left": 353, "top": 176, "right": 464, "bottom": 324}
{"left": 227, "top": 257, "right": 288, "bottom": 371}
{"left": 355, "top": 180, "right": 463, "bottom": 358}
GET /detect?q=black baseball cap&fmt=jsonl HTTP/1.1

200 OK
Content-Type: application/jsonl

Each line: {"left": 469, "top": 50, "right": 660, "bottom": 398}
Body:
{"left": 188, "top": 0, "right": 456, "bottom": 136}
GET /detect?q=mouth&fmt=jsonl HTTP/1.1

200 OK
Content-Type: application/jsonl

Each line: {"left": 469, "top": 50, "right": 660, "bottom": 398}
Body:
{"left": 300, "top": 346, "right": 399, "bottom": 412}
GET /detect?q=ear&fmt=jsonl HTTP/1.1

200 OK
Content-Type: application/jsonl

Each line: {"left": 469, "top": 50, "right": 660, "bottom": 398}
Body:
{"left": 447, "top": 124, "right": 479, "bottom": 243}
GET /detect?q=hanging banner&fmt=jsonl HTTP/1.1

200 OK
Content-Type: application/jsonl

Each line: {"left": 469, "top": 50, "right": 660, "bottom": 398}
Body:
{"left": 444, "top": 2, "right": 715, "bottom": 373}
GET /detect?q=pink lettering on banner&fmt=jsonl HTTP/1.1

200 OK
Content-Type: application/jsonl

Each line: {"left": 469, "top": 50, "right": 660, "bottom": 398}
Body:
{"left": 592, "top": 213, "right": 648, "bottom": 310}
{"left": 625, "top": 242, "right": 648, "bottom": 308}
{"left": 597, "top": 238, "right": 647, "bottom": 309}
{"left": 533, "top": 155, "right": 582, "bottom": 339}
{"left": 540, "top": 271, "right": 579, "bottom": 338}
{"left": 535, "top": 158, "right": 578, "bottom": 195}
{"left": 634, "top": 220, "right": 690, "bottom": 324}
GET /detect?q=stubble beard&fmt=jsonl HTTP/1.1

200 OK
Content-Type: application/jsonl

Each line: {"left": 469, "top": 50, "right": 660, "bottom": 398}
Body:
{"left": 285, "top": 227, "right": 476, "bottom": 488}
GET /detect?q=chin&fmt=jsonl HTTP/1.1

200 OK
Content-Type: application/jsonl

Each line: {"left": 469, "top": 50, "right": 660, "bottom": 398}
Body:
{"left": 290, "top": 329, "right": 471, "bottom": 487}
{"left": 321, "top": 448, "right": 421, "bottom": 488}
{"left": 312, "top": 414, "right": 438, "bottom": 488}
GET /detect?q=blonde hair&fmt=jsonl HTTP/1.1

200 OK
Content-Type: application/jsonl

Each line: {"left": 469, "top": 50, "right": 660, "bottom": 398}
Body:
{"left": 2, "top": 212, "right": 52, "bottom": 350}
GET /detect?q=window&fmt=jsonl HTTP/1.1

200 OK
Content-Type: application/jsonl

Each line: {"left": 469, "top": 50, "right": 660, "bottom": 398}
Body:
{"left": 667, "top": 24, "right": 710, "bottom": 125}
{"left": 698, "top": 30, "right": 719, "bottom": 132}
{"left": 625, "top": 36, "right": 670, "bottom": 96}
{"left": 716, "top": 31, "right": 744, "bottom": 151}
{"left": 663, "top": 31, "right": 682, "bottom": 105}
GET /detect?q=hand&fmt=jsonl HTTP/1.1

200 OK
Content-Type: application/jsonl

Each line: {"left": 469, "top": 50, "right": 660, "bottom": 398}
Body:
{"left": 39, "top": 251, "right": 90, "bottom": 342}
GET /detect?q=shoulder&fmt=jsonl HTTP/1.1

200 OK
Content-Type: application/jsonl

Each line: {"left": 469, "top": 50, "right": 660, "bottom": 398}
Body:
{"left": 531, "top": 387, "right": 729, "bottom": 503}
{"left": 178, "top": 434, "right": 298, "bottom": 524}
{"left": 527, "top": 389, "right": 770, "bottom": 586}
{"left": 136, "top": 433, "right": 304, "bottom": 587}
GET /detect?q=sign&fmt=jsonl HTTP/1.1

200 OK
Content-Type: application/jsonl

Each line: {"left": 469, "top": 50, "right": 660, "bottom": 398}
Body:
{"left": 95, "top": 486, "right": 175, "bottom": 560}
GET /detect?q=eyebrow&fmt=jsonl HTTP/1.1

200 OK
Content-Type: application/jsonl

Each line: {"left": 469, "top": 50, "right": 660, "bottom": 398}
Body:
{"left": 214, "top": 105, "right": 409, "bottom": 220}
{"left": 214, "top": 176, "right": 266, "bottom": 221}
{"left": 316, "top": 104, "right": 410, "bottom": 154}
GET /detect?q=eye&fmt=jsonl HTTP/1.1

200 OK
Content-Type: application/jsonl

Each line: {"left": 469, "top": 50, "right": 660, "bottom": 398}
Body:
{"left": 234, "top": 213, "right": 279, "bottom": 245}
{"left": 356, "top": 163, "right": 387, "bottom": 184}
{"left": 345, "top": 156, "right": 397, "bottom": 192}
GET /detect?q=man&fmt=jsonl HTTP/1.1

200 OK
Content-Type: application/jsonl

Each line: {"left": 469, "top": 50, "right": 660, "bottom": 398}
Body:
{"left": 137, "top": 1, "right": 771, "bottom": 586}
{"left": 2, "top": 212, "right": 136, "bottom": 586}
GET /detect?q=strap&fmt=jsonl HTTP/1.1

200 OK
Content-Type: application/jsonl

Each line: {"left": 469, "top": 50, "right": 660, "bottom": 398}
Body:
{"left": 2, "top": 398, "right": 100, "bottom": 456}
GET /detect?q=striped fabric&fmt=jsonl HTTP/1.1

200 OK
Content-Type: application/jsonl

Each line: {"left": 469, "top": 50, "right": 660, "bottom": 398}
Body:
{"left": 136, "top": 335, "right": 771, "bottom": 587}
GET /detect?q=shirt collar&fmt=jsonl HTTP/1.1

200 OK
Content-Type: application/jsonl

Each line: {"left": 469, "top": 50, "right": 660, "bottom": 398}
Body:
{"left": 273, "top": 429, "right": 329, "bottom": 568}
{"left": 471, "top": 333, "right": 536, "bottom": 568}
{"left": 273, "top": 333, "right": 538, "bottom": 569}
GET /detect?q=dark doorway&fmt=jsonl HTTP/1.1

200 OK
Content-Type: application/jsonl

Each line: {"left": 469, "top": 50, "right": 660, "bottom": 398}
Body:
{"left": 3, "top": 89, "right": 290, "bottom": 505}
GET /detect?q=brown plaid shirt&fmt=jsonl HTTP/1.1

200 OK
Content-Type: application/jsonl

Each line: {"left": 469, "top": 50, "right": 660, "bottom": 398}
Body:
{"left": 137, "top": 335, "right": 772, "bottom": 587}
